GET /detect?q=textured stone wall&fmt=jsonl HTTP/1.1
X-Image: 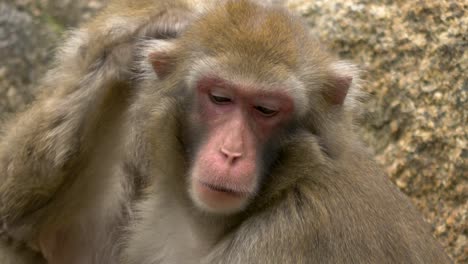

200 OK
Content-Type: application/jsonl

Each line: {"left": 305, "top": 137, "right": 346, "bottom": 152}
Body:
{"left": 0, "top": 0, "right": 465, "bottom": 262}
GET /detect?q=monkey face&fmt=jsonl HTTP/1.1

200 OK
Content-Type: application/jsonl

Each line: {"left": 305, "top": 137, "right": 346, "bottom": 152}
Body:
{"left": 185, "top": 76, "right": 295, "bottom": 214}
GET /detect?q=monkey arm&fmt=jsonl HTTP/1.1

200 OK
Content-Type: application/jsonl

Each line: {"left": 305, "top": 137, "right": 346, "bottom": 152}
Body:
{"left": 0, "top": 3, "right": 195, "bottom": 262}
{"left": 0, "top": 35, "right": 133, "bottom": 264}
{"left": 0, "top": 44, "right": 131, "bottom": 225}
{"left": 202, "top": 193, "right": 317, "bottom": 264}
{"left": 0, "top": 0, "right": 192, "bottom": 227}
{"left": 0, "top": 9, "right": 147, "bottom": 226}
{"left": 0, "top": 10, "right": 160, "bottom": 261}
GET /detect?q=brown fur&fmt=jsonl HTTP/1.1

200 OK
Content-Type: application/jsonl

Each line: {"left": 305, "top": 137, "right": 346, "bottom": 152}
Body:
{"left": 0, "top": 0, "right": 451, "bottom": 263}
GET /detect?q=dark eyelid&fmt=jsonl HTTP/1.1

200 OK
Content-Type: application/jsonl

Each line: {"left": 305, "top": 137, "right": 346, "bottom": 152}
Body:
{"left": 210, "top": 94, "right": 232, "bottom": 104}
{"left": 254, "top": 106, "right": 278, "bottom": 116}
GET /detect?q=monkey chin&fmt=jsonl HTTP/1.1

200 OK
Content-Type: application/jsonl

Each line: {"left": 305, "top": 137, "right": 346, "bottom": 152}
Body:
{"left": 189, "top": 179, "right": 252, "bottom": 215}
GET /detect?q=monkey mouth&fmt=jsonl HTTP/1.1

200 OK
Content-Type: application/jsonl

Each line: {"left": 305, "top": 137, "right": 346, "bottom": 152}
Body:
{"left": 199, "top": 181, "right": 246, "bottom": 197}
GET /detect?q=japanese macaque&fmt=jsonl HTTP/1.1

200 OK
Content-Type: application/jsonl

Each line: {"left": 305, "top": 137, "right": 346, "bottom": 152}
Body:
{"left": 0, "top": 0, "right": 452, "bottom": 263}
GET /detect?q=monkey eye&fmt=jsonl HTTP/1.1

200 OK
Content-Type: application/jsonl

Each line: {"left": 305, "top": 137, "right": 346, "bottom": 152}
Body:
{"left": 254, "top": 106, "right": 278, "bottom": 116}
{"left": 210, "top": 93, "right": 232, "bottom": 104}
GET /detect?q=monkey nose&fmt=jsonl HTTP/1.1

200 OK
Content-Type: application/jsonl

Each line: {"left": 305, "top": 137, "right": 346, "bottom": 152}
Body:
{"left": 220, "top": 147, "right": 243, "bottom": 163}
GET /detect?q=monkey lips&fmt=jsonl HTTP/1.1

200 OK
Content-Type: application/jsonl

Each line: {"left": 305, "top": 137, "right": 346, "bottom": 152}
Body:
{"left": 191, "top": 178, "right": 253, "bottom": 214}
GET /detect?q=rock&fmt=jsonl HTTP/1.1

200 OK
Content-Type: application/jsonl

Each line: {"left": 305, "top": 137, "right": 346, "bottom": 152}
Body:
{"left": 0, "top": 2, "right": 58, "bottom": 115}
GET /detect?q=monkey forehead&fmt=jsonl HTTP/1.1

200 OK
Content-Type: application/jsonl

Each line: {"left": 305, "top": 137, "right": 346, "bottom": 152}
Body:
{"left": 183, "top": 0, "right": 308, "bottom": 69}
{"left": 185, "top": 57, "right": 308, "bottom": 115}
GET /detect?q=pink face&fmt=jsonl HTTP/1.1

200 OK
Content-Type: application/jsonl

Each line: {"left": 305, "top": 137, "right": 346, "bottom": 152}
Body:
{"left": 189, "top": 77, "right": 294, "bottom": 214}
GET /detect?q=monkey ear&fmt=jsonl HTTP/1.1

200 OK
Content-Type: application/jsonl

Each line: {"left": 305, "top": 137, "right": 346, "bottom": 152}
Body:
{"left": 149, "top": 52, "right": 175, "bottom": 79}
{"left": 141, "top": 40, "right": 178, "bottom": 79}
{"left": 324, "top": 61, "right": 358, "bottom": 105}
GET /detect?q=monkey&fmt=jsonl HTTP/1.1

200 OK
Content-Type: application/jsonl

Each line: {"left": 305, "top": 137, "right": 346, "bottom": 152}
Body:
{"left": 0, "top": 0, "right": 452, "bottom": 263}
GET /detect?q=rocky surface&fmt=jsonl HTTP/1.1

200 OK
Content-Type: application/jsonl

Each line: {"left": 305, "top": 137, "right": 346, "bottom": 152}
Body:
{"left": 0, "top": 0, "right": 106, "bottom": 116}
{"left": 1, "top": 0, "right": 466, "bottom": 262}
{"left": 0, "top": 2, "right": 54, "bottom": 115}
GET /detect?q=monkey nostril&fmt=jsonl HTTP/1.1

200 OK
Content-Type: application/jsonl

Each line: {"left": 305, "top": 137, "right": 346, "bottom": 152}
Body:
{"left": 220, "top": 147, "right": 243, "bottom": 162}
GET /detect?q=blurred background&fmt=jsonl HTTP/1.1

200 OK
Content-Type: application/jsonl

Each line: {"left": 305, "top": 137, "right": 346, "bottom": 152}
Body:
{"left": 0, "top": 0, "right": 466, "bottom": 262}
